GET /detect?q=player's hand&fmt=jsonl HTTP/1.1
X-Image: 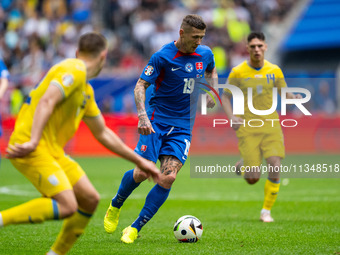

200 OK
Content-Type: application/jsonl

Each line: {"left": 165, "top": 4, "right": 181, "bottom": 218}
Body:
{"left": 294, "top": 93, "right": 303, "bottom": 99}
{"left": 138, "top": 115, "right": 155, "bottom": 135}
{"left": 206, "top": 95, "right": 215, "bottom": 108}
{"left": 6, "top": 141, "right": 37, "bottom": 158}
{"left": 230, "top": 116, "right": 244, "bottom": 131}
{"left": 137, "top": 159, "right": 160, "bottom": 183}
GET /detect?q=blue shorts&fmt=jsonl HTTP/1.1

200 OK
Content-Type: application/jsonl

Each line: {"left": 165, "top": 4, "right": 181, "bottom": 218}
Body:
{"left": 134, "top": 121, "right": 191, "bottom": 164}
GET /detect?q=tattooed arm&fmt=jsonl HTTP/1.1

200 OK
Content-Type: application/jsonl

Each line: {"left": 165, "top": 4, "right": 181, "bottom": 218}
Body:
{"left": 204, "top": 67, "right": 218, "bottom": 108}
{"left": 134, "top": 78, "right": 155, "bottom": 135}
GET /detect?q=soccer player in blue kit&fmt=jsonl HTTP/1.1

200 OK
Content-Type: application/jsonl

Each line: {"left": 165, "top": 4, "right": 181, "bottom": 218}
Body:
{"left": 104, "top": 14, "right": 218, "bottom": 243}
{"left": 0, "top": 58, "right": 9, "bottom": 166}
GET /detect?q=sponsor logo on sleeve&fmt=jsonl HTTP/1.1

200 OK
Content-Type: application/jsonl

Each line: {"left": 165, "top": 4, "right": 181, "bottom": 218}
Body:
{"left": 144, "top": 65, "right": 154, "bottom": 76}
{"left": 62, "top": 74, "right": 74, "bottom": 87}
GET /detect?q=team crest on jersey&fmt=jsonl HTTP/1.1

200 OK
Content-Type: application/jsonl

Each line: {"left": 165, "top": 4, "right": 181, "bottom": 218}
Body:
{"left": 62, "top": 74, "right": 74, "bottom": 87}
{"left": 195, "top": 62, "right": 203, "bottom": 73}
{"left": 141, "top": 145, "right": 147, "bottom": 152}
{"left": 144, "top": 65, "right": 154, "bottom": 76}
{"left": 81, "top": 91, "right": 88, "bottom": 109}
{"left": 185, "top": 63, "right": 194, "bottom": 73}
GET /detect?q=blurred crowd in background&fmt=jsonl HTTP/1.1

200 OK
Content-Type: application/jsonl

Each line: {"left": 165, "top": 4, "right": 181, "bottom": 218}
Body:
{"left": 1, "top": 0, "right": 337, "bottom": 116}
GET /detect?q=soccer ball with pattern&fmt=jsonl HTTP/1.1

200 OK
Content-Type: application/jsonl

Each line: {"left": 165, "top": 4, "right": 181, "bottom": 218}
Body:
{"left": 173, "top": 215, "right": 203, "bottom": 242}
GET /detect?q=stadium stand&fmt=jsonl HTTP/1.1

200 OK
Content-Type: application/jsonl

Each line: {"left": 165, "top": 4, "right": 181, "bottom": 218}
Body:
{"left": 2, "top": 0, "right": 340, "bottom": 155}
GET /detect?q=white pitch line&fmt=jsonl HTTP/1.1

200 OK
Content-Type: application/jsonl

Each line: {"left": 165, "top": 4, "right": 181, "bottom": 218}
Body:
{"left": 2, "top": 186, "right": 339, "bottom": 202}
{"left": 0, "top": 185, "right": 39, "bottom": 196}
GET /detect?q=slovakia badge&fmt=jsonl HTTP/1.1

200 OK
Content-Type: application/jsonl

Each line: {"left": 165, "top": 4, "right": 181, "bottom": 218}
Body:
{"left": 141, "top": 145, "right": 147, "bottom": 153}
{"left": 196, "top": 62, "right": 203, "bottom": 73}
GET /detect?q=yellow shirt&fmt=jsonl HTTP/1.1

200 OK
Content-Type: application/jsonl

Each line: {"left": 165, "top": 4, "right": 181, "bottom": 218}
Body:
{"left": 225, "top": 60, "right": 286, "bottom": 136}
{"left": 10, "top": 58, "right": 101, "bottom": 157}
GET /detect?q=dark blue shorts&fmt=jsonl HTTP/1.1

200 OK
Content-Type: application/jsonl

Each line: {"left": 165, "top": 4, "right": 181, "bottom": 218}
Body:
{"left": 134, "top": 121, "right": 191, "bottom": 164}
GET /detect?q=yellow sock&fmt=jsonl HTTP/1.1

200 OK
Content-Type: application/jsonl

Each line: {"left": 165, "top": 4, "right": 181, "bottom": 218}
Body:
{"left": 51, "top": 208, "right": 92, "bottom": 255}
{"left": 262, "top": 179, "right": 280, "bottom": 211}
{"left": 1, "top": 197, "right": 59, "bottom": 226}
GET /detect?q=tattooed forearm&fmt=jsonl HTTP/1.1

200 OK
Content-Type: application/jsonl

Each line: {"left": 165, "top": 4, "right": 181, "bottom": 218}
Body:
{"left": 134, "top": 78, "right": 151, "bottom": 117}
{"left": 204, "top": 67, "right": 218, "bottom": 88}
{"left": 204, "top": 66, "right": 218, "bottom": 79}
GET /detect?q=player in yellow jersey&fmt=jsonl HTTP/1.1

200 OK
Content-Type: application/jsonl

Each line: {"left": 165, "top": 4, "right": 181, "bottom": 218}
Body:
{"left": 222, "top": 32, "right": 301, "bottom": 222}
{"left": 1, "top": 32, "right": 160, "bottom": 255}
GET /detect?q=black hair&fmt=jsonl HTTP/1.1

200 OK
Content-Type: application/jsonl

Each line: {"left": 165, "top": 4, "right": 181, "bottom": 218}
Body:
{"left": 247, "top": 32, "right": 265, "bottom": 42}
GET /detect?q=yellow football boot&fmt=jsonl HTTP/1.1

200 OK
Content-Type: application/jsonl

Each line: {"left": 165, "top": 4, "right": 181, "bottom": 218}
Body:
{"left": 121, "top": 226, "right": 138, "bottom": 244}
{"left": 104, "top": 204, "right": 121, "bottom": 234}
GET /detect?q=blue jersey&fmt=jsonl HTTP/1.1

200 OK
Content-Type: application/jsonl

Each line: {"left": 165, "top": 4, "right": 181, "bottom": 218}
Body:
{"left": 0, "top": 59, "right": 9, "bottom": 79}
{"left": 140, "top": 41, "right": 215, "bottom": 129}
{"left": 0, "top": 59, "right": 9, "bottom": 137}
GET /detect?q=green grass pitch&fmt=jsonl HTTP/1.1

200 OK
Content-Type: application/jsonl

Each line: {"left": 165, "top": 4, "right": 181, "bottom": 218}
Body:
{"left": 0, "top": 155, "right": 339, "bottom": 255}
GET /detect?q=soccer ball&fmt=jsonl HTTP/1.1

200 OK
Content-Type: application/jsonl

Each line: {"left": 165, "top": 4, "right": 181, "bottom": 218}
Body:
{"left": 173, "top": 215, "right": 203, "bottom": 242}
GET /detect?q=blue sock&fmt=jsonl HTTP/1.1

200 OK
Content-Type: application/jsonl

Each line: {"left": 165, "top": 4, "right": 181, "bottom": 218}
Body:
{"left": 131, "top": 184, "right": 170, "bottom": 232}
{"left": 111, "top": 169, "right": 140, "bottom": 208}
{"left": 268, "top": 177, "right": 280, "bottom": 184}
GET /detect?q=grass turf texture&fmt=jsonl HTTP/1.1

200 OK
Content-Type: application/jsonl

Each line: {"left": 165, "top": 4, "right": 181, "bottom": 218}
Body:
{"left": 0, "top": 155, "right": 339, "bottom": 255}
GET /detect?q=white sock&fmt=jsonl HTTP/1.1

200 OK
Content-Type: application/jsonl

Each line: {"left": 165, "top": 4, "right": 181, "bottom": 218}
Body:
{"left": 261, "top": 209, "right": 271, "bottom": 214}
{"left": 0, "top": 212, "right": 3, "bottom": 227}
{"left": 46, "top": 250, "right": 59, "bottom": 255}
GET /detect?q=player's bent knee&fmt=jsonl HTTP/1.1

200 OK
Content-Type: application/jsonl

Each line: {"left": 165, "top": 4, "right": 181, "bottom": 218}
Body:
{"left": 59, "top": 200, "right": 78, "bottom": 218}
{"left": 159, "top": 174, "right": 176, "bottom": 188}
{"left": 54, "top": 191, "right": 79, "bottom": 218}
{"left": 133, "top": 168, "right": 150, "bottom": 182}
{"left": 87, "top": 190, "right": 100, "bottom": 209}
{"left": 245, "top": 178, "right": 259, "bottom": 185}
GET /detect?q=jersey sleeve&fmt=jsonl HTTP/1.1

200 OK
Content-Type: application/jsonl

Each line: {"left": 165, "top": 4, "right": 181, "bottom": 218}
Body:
{"left": 140, "top": 52, "right": 163, "bottom": 84}
{"left": 206, "top": 50, "right": 215, "bottom": 72}
{"left": 49, "top": 65, "right": 83, "bottom": 99}
{"left": 0, "top": 60, "right": 9, "bottom": 79}
{"left": 84, "top": 84, "right": 101, "bottom": 118}
{"left": 274, "top": 67, "right": 287, "bottom": 91}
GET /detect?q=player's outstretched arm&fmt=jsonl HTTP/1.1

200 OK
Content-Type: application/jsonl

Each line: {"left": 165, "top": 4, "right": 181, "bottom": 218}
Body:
{"left": 221, "top": 92, "right": 243, "bottom": 131}
{"left": 7, "top": 84, "right": 63, "bottom": 158}
{"left": 0, "top": 77, "right": 8, "bottom": 100}
{"left": 83, "top": 115, "right": 160, "bottom": 182}
{"left": 204, "top": 67, "right": 218, "bottom": 108}
{"left": 134, "top": 78, "right": 155, "bottom": 135}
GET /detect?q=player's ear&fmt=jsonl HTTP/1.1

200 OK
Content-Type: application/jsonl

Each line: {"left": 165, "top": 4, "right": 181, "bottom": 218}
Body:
{"left": 75, "top": 50, "right": 79, "bottom": 58}
{"left": 246, "top": 44, "right": 250, "bottom": 54}
{"left": 179, "top": 28, "right": 184, "bottom": 38}
{"left": 100, "top": 49, "right": 108, "bottom": 60}
{"left": 264, "top": 43, "right": 268, "bottom": 51}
